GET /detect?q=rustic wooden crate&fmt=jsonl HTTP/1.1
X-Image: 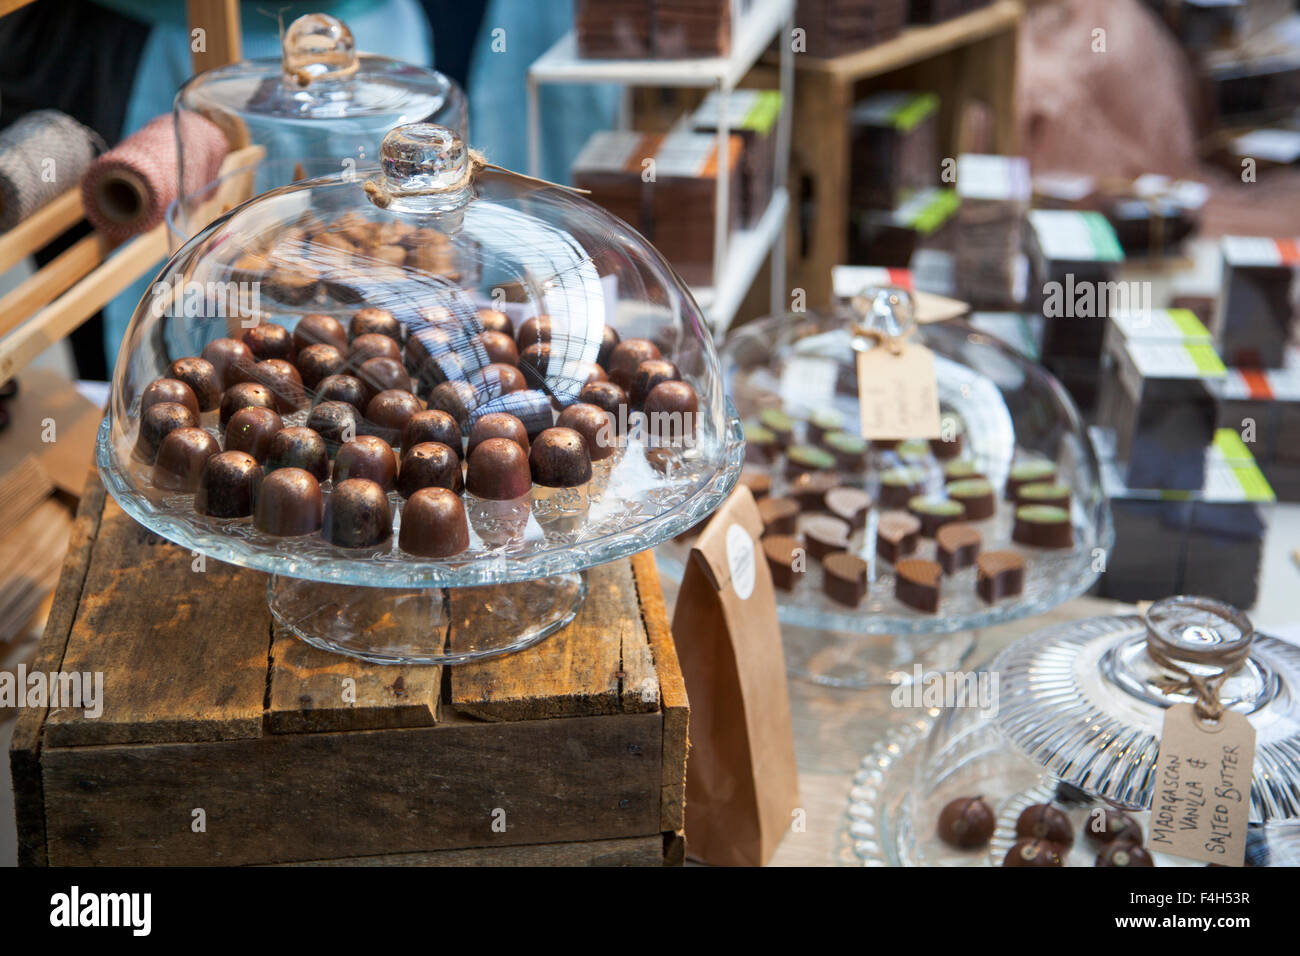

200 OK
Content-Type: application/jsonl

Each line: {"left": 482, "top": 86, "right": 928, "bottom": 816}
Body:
{"left": 11, "top": 472, "right": 687, "bottom": 866}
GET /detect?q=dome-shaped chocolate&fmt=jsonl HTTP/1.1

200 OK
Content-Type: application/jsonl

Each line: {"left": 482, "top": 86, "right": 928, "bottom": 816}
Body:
{"left": 477, "top": 308, "right": 513, "bottom": 338}
{"left": 201, "top": 337, "right": 255, "bottom": 388}
{"left": 425, "top": 379, "right": 478, "bottom": 426}
{"left": 295, "top": 343, "right": 346, "bottom": 389}
{"left": 254, "top": 467, "right": 323, "bottom": 536}
{"left": 597, "top": 325, "right": 620, "bottom": 368}
{"left": 466, "top": 437, "right": 531, "bottom": 500}
{"left": 468, "top": 362, "right": 526, "bottom": 396}
{"left": 306, "top": 400, "right": 359, "bottom": 448}
{"left": 364, "top": 389, "right": 423, "bottom": 444}
{"left": 630, "top": 359, "right": 680, "bottom": 408}
{"left": 314, "top": 373, "right": 367, "bottom": 412}
{"left": 165, "top": 357, "right": 221, "bottom": 411}
{"left": 556, "top": 403, "right": 617, "bottom": 461}
{"left": 293, "top": 312, "right": 349, "bottom": 352}
{"left": 467, "top": 412, "right": 529, "bottom": 457}
{"left": 219, "top": 382, "right": 276, "bottom": 428}
{"left": 643, "top": 381, "right": 699, "bottom": 446}
{"left": 195, "top": 450, "right": 262, "bottom": 518}
{"left": 350, "top": 306, "right": 401, "bottom": 342}
{"left": 250, "top": 358, "right": 305, "bottom": 412}
{"left": 357, "top": 356, "right": 410, "bottom": 401}
{"left": 323, "top": 478, "right": 392, "bottom": 548}
{"left": 578, "top": 381, "right": 629, "bottom": 432}
{"left": 350, "top": 331, "right": 403, "bottom": 365}
{"left": 242, "top": 323, "right": 295, "bottom": 362}
{"left": 265, "top": 426, "right": 330, "bottom": 481}
{"left": 399, "top": 487, "right": 469, "bottom": 558}
{"left": 333, "top": 435, "right": 398, "bottom": 491}
{"left": 224, "top": 406, "right": 283, "bottom": 462}
{"left": 141, "top": 378, "right": 200, "bottom": 419}
{"left": 397, "top": 441, "right": 464, "bottom": 498}
{"left": 529, "top": 427, "right": 592, "bottom": 488}
{"left": 477, "top": 330, "right": 518, "bottom": 366}
{"left": 135, "top": 401, "right": 199, "bottom": 462}
{"left": 152, "top": 426, "right": 220, "bottom": 492}
{"left": 402, "top": 409, "right": 462, "bottom": 457}
{"left": 606, "top": 338, "right": 661, "bottom": 391}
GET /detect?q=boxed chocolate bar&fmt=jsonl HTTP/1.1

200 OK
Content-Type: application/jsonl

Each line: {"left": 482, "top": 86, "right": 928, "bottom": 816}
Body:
{"left": 849, "top": 187, "right": 959, "bottom": 267}
{"left": 655, "top": 0, "right": 735, "bottom": 58}
{"left": 648, "top": 130, "right": 744, "bottom": 286}
{"left": 849, "top": 92, "right": 940, "bottom": 211}
{"left": 1212, "top": 235, "right": 1299, "bottom": 369}
{"left": 909, "top": 0, "right": 992, "bottom": 26}
{"left": 574, "top": 0, "right": 654, "bottom": 58}
{"left": 691, "top": 89, "right": 782, "bottom": 227}
{"left": 798, "top": 0, "right": 909, "bottom": 59}
{"left": 570, "top": 131, "right": 659, "bottom": 231}
{"left": 954, "top": 154, "right": 1031, "bottom": 310}
{"left": 1209, "top": 345, "right": 1300, "bottom": 500}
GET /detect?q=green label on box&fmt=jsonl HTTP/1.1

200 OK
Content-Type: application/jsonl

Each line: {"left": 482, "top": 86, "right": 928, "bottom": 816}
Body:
{"left": 1187, "top": 344, "right": 1227, "bottom": 375}
{"left": 1214, "top": 428, "right": 1254, "bottom": 463}
{"left": 743, "top": 91, "right": 782, "bottom": 135}
{"left": 1168, "top": 308, "right": 1209, "bottom": 339}
{"left": 891, "top": 93, "right": 939, "bottom": 133}
{"left": 1083, "top": 211, "right": 1125, "bottom": 262}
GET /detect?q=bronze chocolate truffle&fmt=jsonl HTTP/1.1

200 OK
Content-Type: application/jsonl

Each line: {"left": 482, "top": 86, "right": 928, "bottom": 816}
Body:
{"left": 364, "top": 389, "right": 423, "bottom": 444}
{"left": 630, "top": 359, "right": 680, "bottom": 407}
{"left": 201, "top": 337, "right": 255, "bottom": 388}
{"left": 141, "top": 377, "right": 200, "bottom": 419}
{"left": 293, "top": 312, "right": 349, "bottom": 352}
{"left": 469, "top": 362, "right": 527, "bottom": 397}
{"left": 469, "top": 390, "right": 554, "bottom": 440}
{"left": 514, "top": 315, "right": 552, "bottom": 347}
{"left": 397, "top": 441, "right": 464, "bottom": 498}
{"left": 1003, "top": 838, "right": 1065, "bottom": 868}
{"left": 579, "top": 381, "right": 629, "bottom": 432}
{"left": 529, "top": 427, "right": 592, "bottom": 487}
{"left": 1096, "top": 843, "right": 1154, "bottom": 868}
{"left": 224, "top": 406, "right": 283, "bottom": 462}
{"left": 466, "top": 437, "right": 532, "bottom": 500}
{"left": 597, "top": 324, "right": 620, "bottom": 368}
{"left": 358, "top": 356, "right": 410, "bottom": 400}
{"left": 323, "top": 478, "right": 392, "bottom": 548}
{"left": 643, "top": 380, "right": 698, "bottom": 445}
{"left": 306, "top": 400, "right": 359, "bottom": 447}
{"left": 135, "top": 401, "right": 199, "bottom": 462}
{"left": 265, "top": 426, "right": 330, "bottom": 481}
{"left": 556, "top": 403, "right": 617, "bottom": 461}
{"left": 517, "top": 342, "right": 551, "bottom": 390}
{"left": 333, "top": 435, "right": 398, "bottom": 491}
{"left": 195, "top": 450, "right": 262, "bottom": 518}
{"left": 467, "top": 412, "right": 530, "bottom": 457}
{"left": 425, "top": 379, "right": 479, "bottom": 426}
{"left": 165, "top": 357, "right": 221, "bottom": 411}
{"left": 152, "top": 427, "right": 220, "bottom": 492}
{"left": 477, "top": 308, "right": 513, "bottom": 338}
{"left": 250, "top": 358, "right": 306, "bottom": 412}
{"left": 402, "top": 409, "right": 462, "bottom": 457}
{"left": 219, "top": 381, "right": 277, "bottom": 428}
{"left": 254, "top": 467, "right": 323, "bottom": 536}
{"left": 242, "top": 323, "right": 295, "bottom": 362}
{"left": 1016, "top": 804, "right": 1074, "bottom": 847}
{"left": 399, "top": 487, "right": 470, "bottom": 558}
{"left": 315, "top": 373, "right": 368, "bottom": 412}
{"left": 477, "top": 330, "right": 519, "bottom": 366}
{"left": 937, "top": 796, "right": 996, "bottom": 849}
{"left": 1085, "top": 809, "right": 1143, "bottom": 846}
{"left": 350, "top": 331, "right": 403, "bottom": 365}
{"left": 607, "top": 338, "right": 661, "bottom": 390}
{"left": 295, "top": 343, "right": 346, "bottom": 389}
{"left": 350, "top": 307, "right": 401, "bottom": 342}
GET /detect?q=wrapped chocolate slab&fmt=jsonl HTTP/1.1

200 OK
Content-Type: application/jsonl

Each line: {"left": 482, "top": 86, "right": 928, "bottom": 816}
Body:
{"left": 799, "top": 0, "right": 908, "bottom": 58}
{"left": 954, "top": 154, "right": 1031, "bottom": 310}
{"left": 649, "top": 131, "right": 744, "bottom": 287}
{"left": 1209, "top": 344, "right": 1300, "bottom": 501}
{"left": 691, "top": 89, "right": 782, "bottom": 228}
{"left": 1212, "top": 235, "right": 1299, "bottom": 369}
{"left": 850, "top": 187, "right": 959, "bottom": 268}
{"left": 849, "top": 92, "right": 940, "bottom": 211}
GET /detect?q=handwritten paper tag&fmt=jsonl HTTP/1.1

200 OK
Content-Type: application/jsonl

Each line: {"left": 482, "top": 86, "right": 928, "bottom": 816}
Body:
{"left": 1149, "top": 704, "right": 1255, "bottom": 866}
{"left": 856, "top": 342, "right": 941, "bottom": 439}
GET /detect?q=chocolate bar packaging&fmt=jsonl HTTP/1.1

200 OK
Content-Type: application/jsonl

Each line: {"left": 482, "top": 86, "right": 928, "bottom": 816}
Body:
{"left": 1099, "top": 330, "right": 1226, "bottom": 491}
{"left": 908, "top": 0, "right": 992, "bottom": 26}
{"left": 954, "top": 154, "right": 1031, "bottom": 310}
{"left": 570, "top": 131, "right": 656, "bottom": 230}
{"left": 849, "top": 187, "right": 959, "bottom": 267}
{"left": 798, "top": 0, "right": 908, "bottom": 59}
{"left": 850, "top": 92, "right": 940, "bottom": 211}
{"left": 574, "top": 0, "right": 653, "bottom": 58}
{"left": 1092, "top": 427, "right": 1272, "bottom": 608}
{"left": 691, "top": 89, "right": 782, "bottom": 227}
{"left": 650, "top": 130, "right": 744, "bottom": 286}
{"left": 1027, "top": 209, "right": 1126, "bottom": 411}
{"left": 575, "top": 0, "right": 744, "bottom": 59}
{"left": 1212, "top": 236, "right": 1299, "bottom": 369}
{"left": 655, "top": 0, "right": 735, "bottom": 58}
{"left": 1096, "top": 308, "right": 1215, "bottom": 437}
{"left": 1209, "top": 346, "right": 1300, "bottom": 501}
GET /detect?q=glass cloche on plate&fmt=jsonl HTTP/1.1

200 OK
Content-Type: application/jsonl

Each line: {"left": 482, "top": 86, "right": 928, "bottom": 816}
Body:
{"left": 845, "top": 596, "right": 1300, "bottom": 867}
{"left": 98, "top": 123, "right": 742, "bottom": 665}
{"left": 660, "top": 292, "right": 1113, "bottom": 687}
{"left": 173, "top": 12, "right": 467, "bottom": 207}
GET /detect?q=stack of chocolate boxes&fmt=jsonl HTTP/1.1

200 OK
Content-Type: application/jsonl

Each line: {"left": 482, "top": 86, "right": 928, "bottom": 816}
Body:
{"left": 571, "top": 128, "right": 743, "bottom": 287}
{"left": 1026, "top": 208, "right": 1126, "bottom": 412}
{"left": 575, "top": 0, "right": 746, "bottom": 58}
{"left": 849, "top": 92, "right": 940, "bottom": 211}
{"left": 690, "top": 89, "right": 782, "bottom": 228}
{"left": 953, "top": 154, "right": 1031, "bottom": 310}
{"left": 1212, "top": 235, "right": 1298, "bottom": 368}
{"left": 1209, "top": 347, "right": 1300, "bottom": 501}
{"left": 797, "top": 0, "right": 908, "bottom": 58}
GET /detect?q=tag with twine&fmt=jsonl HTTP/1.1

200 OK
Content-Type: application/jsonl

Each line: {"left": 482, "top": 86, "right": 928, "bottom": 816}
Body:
{"left": 852, "top": 288, "right": 941, "bottom": 440}
{"left": 1147, "top": 626, "right": 1256, "bottom": 867}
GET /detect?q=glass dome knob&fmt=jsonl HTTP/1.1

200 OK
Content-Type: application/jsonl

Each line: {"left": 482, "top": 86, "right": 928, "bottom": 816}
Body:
{"left": 1145, "top": 595, "right": 1254, "bottom": 667}
{"left": 282, "top": 13, "right": 358, "bottom": 85}
{"left": 380, "top": 124, "right": 468, "bottom": 188}
{"left": 850, "top": 285, "right": 916, "bottom": 345}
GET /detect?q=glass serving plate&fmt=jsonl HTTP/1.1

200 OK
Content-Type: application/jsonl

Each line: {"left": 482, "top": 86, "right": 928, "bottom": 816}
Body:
{"left": 659, "top": 306, "right": 1113, "bottom": 686}
{"left": 99, "top": 123, "right": 742, "bottom": 664}
{"left": 844, "top": 597, "right": 1300, "bottom": 866}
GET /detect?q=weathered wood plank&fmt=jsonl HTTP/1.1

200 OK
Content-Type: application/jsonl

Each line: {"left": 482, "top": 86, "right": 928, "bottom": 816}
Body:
{"left": 274, "top": 834, "right": 669, "bottom": 867}
{"left": 631, "top": 549, "right": 689, "bottom": 833}
{"left": 267, "top": 619, "right": 441, "bottom": 734}
{"left": 447, "top": 561, "right": 641, "bottom": 721}
{"left": 43, "top": 713, "right": 662, "bottom": 866}
{"left": 9, "top": 469, "right": 105, "bottom": 866}
{"left": 43, "top": 497, "right": 270, "bottom": 747}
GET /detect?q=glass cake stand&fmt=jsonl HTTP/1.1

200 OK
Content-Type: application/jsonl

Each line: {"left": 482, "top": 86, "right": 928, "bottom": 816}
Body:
{"left": 659, "top": 307, "right": 1114, "bottom": 687}
{"left": 99, "top": 123, "right": 743, "bottom": 664}
{"left": 842, "top": 598, "right": 1300, "bottom": 866}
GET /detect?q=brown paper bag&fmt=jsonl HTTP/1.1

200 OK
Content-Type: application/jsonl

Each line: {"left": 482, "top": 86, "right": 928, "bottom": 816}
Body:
{"left": 671, "top": 485, "right": 799, "bottom": 866}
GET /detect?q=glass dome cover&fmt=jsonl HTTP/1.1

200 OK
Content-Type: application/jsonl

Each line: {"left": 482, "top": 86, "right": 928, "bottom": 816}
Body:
{"left": 175, "top": 12, "right": 467, "bottom": 196}
{"left": 665, "top": 297, "right": 1114, "bottom": 637}
{"left": 97, "top": 122, "right": 742, "bottom": 590}
{"left": 845, "top": 597, "right": 1300, "bottom": 867}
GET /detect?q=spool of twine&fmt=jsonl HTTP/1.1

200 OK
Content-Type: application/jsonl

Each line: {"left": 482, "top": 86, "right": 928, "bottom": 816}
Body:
{"left": 82, "top": 111, "right": 228, "bottom": 241}
{"left": 0, "top": 110, "right": 101, "bottom": 232}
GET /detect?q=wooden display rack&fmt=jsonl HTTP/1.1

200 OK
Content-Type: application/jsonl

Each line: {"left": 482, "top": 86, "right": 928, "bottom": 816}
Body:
{"left": 773, "top": 0, "right": 1025, "bottom": 308}
{"left": 12, "top": 474, "right": 688, "bottom": 866}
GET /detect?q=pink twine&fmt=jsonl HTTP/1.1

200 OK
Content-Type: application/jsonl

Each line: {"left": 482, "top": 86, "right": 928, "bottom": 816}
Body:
{"left": 82, "top": 111, "right": 228, "bottom": 241}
